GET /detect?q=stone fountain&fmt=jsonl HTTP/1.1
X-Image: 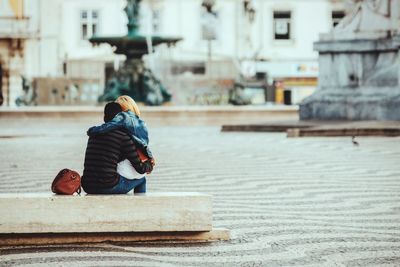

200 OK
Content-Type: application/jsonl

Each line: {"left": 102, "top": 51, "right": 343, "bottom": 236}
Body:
{"left": 90, "top": 0, "right": 181, "bottom": 105}
{"left": 300, "top": 0, "right": 400, "bottom": 120}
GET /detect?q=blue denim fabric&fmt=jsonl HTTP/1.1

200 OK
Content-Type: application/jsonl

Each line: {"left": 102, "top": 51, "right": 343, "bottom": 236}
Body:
{"left": 87, "top": 111, "right": 153, "bottom": 158}
{"left": 89, "top": 176, "right": 146, "bottom": 194}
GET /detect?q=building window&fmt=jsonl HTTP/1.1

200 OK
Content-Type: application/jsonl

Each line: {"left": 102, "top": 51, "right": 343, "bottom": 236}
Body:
{"left": 332, "top": 11, "right": 345, "bottom": 27}
{"left": 273, "top": 11, "right": 291, "bottom": 40}
{"left": 81, "top": 10, "right": 99, "bottom": 40}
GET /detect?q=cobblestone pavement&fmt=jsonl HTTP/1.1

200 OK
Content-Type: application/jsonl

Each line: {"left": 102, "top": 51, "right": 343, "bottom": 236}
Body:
{"left": 1, "top": 118, "right": 400, "bottom": 266}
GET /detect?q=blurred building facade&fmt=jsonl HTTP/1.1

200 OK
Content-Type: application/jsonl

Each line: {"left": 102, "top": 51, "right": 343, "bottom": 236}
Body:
{"left": 0, "top": 0, "right": 347, "bottom": 106}
{"left": 0, "top": 0, "right": 127, "bottom": 106}
{"left": 145, "top": 0, "right": 348, "bottom": 105}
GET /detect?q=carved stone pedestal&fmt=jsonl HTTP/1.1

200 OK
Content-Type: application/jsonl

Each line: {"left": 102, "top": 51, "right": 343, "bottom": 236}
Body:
{"left": 300, "top": 37, "right": 400, "bottom": 120}
{"left": 300, "top": 0, "right": 400, "bottom": 121}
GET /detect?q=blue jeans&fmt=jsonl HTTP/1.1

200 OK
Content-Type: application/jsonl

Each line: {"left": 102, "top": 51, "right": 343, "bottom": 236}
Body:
{"left": 91, "top": 176, "right": 146, "bottom": 194}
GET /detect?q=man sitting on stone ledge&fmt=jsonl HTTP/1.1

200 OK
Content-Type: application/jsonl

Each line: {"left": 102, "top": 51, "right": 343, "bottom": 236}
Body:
{"left": 81, "top": 102, "right": 153, "bottom": 194}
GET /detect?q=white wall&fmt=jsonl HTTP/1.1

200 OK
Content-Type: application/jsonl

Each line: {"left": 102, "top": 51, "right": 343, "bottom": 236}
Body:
{"left": 254, "top": 0, "right": 331, "bottom": 60}
{"left": 61, "top": 0, "right": 126, "bottom": 60}
{"left": 38, "top": 0, "right": 62, "bottom": 76}
{"left": 143, "top": 0, "right": 237, "bottom": 62}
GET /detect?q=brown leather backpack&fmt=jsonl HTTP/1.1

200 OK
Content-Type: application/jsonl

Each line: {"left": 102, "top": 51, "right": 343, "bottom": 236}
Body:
{"left": 51, "top": 169, "right": 82, "bottom": 195}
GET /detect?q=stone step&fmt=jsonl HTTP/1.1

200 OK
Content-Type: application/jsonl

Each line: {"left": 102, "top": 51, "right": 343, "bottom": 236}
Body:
{"left": 0, "top": 228, "right": 230, "bottom": 246}
{"left": 287, "top": 125, "right": 400, "bottom": 137}
{"left": 0, "top": 192, "right": 213, "bottom": 234}
{"left": 221, "top": 120, "right": 400, "bottom": 137}
{"left": 0, "top": 106, "right": 298, "bottom": 126}
{"left": 221, "top": 121, "right": 315, "bottom": 132}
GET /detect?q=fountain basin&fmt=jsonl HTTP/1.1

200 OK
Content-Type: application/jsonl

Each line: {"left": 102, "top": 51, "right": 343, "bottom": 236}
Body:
{"left": 90, "top": 35, "right": 182, "bottom": 59}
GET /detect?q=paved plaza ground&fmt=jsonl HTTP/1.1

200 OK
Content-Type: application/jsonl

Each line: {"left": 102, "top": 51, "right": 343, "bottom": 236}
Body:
{"left": 0, "top": 117, "right": 400, "bottom": 266}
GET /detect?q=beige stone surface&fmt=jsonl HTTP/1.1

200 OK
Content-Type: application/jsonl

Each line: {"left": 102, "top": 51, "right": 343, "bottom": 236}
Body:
{"left": 0, "top": 193, "right": 212, "bottom": 233}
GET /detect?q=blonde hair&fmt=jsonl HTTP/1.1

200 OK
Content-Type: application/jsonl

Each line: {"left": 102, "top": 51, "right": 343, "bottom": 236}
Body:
{"left": 115, "top": 95, "right": 141, "bottom": 116}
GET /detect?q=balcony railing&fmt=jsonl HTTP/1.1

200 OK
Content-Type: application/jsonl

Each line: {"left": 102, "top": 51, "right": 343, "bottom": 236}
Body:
{"left": 0, "top": 17, "right": 33, "bottom": 39}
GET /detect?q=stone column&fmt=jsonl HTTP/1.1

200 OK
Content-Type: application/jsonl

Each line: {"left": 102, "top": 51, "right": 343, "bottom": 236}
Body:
{"left": 0, "top": 40, "right": 12, "bottom": 106}
{"left": 7, "top": 39, "right": 24, "bottom": 107}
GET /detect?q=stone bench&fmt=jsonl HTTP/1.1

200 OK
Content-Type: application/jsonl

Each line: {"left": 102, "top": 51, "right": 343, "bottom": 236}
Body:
{"left": 0, "top": 192, "right": 229, "bottom": 245}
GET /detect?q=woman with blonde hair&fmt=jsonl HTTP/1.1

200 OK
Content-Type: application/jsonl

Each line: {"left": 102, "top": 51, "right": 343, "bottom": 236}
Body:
{"left": 115, "top": 95, "right": 141, "bottom": 116}
{"left": 87, "top": 95, "right": 154, "bottom": 192}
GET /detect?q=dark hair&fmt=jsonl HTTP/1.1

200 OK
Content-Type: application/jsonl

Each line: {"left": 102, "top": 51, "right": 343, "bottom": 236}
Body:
{"left": 104, "top": 102, "right": 122, "bottom": 122}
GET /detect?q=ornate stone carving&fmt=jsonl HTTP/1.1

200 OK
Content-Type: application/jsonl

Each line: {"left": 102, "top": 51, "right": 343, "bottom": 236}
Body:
{"left": 324, "top": 0, "right": 400, "bottom": 40}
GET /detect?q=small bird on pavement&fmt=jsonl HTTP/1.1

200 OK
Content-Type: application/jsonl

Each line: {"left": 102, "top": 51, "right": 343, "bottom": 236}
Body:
{"left": 352, "top": 136, "right": 359, "bottom": 146}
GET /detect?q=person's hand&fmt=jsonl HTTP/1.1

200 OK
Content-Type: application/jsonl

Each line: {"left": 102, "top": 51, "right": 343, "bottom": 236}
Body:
{"left": 145, "top": 160, "right": 153, "bottom": 174}
{"left": 150, "top": 158, "right": 156, "bottom": 166}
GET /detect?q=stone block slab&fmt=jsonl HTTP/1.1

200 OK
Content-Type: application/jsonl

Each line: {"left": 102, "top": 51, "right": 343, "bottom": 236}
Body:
{"left": 0, "top": 193, "right": 212, "bottom": 233}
